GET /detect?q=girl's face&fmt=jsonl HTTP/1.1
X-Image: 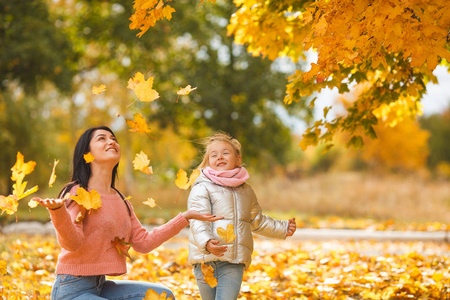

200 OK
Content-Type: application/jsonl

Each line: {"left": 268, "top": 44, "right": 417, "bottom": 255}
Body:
{"left": 88, "top": 129, "right": 121, "bottom": 166}
{"left": 208, "top": 141, "right": 241, "bottom": 171}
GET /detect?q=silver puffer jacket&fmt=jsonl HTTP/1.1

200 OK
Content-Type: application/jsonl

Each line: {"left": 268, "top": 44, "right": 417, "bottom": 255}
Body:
{"left": 188, "top": 171, "right": 289, "bottom": 268}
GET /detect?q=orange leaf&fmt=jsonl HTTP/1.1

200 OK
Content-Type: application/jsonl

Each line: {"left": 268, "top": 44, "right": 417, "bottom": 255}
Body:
{"left": 70, "top": 187, "right": 102, "bottom": 211}
{"left": 92, "top": 84, "right": 107, "bottom": 95}
{"left": 10, "top": 152, "right": 36, "bottom": 182}
{"left": 217, "top": 224, "right": 236, "bottom": 243}
{"left": 83, "top": 152, "right": 95, "bottom": 163}
{"left": 133, "top": 151, "right": 153, "bottom": 175}
{"left": 201, "top": 263, "right": 218, "bottom": 288}
{"left": 111, "top": 237, "right": 132, "bottom": 259}
{"left": 0, "top": 259, "right": 6, "bottom": 275}
{"left": 0, "top": 195, "right": 19, "bottom": 216}
{"left": 175, "top": 169, "right": 200, "bottom": 190}
{"left": 143, "top": 198, "right": 160, "bottom": 209}
{"left": 126, "top": 113, "right": 153, "bottom": 136}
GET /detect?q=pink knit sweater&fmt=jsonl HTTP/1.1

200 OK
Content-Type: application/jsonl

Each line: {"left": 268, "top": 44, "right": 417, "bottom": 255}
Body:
{"left": 49, "top": 186, "right": 189, "bottom": 276}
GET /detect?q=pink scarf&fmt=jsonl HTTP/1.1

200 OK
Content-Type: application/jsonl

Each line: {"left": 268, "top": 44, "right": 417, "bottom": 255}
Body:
{"left": 203, "top": 167, "right": 249, "bottom": 187}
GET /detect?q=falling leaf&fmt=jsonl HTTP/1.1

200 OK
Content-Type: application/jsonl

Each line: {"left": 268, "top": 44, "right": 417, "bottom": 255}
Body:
{"left": 127, "top": 72, "right": 159, "bottom": 102}
{"left": 144, "top": 288, "right": 174, "bottom": 300}
{"left": 0, "top": 259, "right": 6, "bottom": 275}
{"left": 12, "top": 181, "right": 39, "bottom": 200}
{"left": 92, "top": 84, "right": 107, "bottom": 94}
{"left": 201, "top": 263, "right": 218, "bottom": 288}
{"left": 124, "top": 196, "right": 132, "bottom": 201}
{"left": 28, "top": 199, "right": 39, "bottom": 209}
{"left": 175, "top": 169, "right": 200, "bottom": 190}
{"left": 70, "top": 188, "right": 102, "bottom": 211}
{"left": 111, "top": 237, "right": 132, "bottom": 259}
{"left": 217, "top": 224, "right": 236, "bottom": 243}
{"left": 176, "top": 85, "right": 197, "bottom": 102}
{"left": 48, "top": 159, "right": 59, "bottom": 187}
{"left": 115, "top": 111, "right": 121, "bottom": 117}
{"left": 133, "top": 151, "right": 153, "bottom": 175}
{"left": 0, "top": 195, "right": 19, "bottom": 216}
{"left": 83, "top": 152, "right": 95, "bottom": 163}
{"left": 126, "top": 113, "right": 155, "bottom": 140}
{"left": 143, "top": 198, "right": 160, "bottom": 209}
{"left": 10, "top": 152, "right": 36, "bottom": 183}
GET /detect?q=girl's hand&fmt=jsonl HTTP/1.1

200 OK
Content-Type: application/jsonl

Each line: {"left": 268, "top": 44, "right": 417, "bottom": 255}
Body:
{"left": 32, "top": 197, "right": 65, "bottom": 210}
{"left": 206, "top": 239, "right": 228, "bottom": 257}
{"left": 286, "top": 217, "right": 296, "bottom": 237}
{"left": 182, "top": 210, "right": 224, "bottom": 222}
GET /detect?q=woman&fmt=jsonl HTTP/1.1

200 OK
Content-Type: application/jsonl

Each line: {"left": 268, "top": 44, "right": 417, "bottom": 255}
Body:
{"left": 35, "top": 126, "right": 222, "bottom": 299}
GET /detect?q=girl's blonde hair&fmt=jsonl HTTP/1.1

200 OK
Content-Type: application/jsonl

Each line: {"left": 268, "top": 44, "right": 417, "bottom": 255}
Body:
{"left": 197, "top": 131, "right": 242, "bottom": 169}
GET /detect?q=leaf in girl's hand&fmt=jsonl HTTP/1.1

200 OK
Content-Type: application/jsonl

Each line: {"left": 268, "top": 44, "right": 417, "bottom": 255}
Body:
{"left": 48, "top": 159, "right": 59, "bottom": 187}
{"left": 143, "top": 198, "right": 160, "bottom": 209}
{"left": 201, "top": 263, "right": 218, "bottom": 288}
{"left": 127, "top": 72, "right": 159, "bottom": 102}
{"left": 217, "top": 224, "right": 236, "bottom": 243}
{"left": 83, "top": 152, "right": 95, "bottom": 163}
{"left": 133, "top": 151, "right": 153, "bottom": 175}
{"left": 92, "top": 84, "right": 107, "bottom": 94}
{"left": 175, "top": 169, "right": 200, "bottom": 190}
{"left": 144, "top": 288, "right": 174, "bottom": 300}
{"left": 111, "top": 237, "right": 132, "bottom": 259}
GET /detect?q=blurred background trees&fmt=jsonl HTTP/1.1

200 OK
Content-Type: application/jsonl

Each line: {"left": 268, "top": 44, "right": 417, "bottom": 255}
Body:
{"left": 0, "top": 0, "right": 449, "bottom": 223}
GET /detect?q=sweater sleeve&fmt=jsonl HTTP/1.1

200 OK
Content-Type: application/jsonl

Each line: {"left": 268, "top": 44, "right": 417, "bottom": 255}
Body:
{"left": 49, "top": 202, "right": 85, "bottom": 252}
{"left": 129, "top": 206, "right": 189, "bottom": 254}
{"left": 249, "top": 187, "right": 289, "bottom": 239}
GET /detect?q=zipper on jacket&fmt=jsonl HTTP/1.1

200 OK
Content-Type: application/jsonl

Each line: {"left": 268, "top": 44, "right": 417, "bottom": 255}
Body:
{"left": 232, "top": 187, "right": 238, "bottom": 261}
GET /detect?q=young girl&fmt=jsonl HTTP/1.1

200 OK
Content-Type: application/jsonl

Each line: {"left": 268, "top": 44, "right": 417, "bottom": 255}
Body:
{"left": 188, "top": 132, "right": 296, "bottom": 300}
{"left": 34, "top": 126, "right": 222, "bottom": 300}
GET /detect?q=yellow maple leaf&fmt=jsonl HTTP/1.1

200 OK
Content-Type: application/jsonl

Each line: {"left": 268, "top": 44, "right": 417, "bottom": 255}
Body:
{"left": 176, "top": 85, "right": 197, "bottom": 102}
{"left": 48, "top": 159, "right": 59, "bottom": 187}
{"left": 143, "top": 198, "right": 160, "bottom": 209}
{"left": 126, "top": 113, "right": 154, "bottom": 136}
{"left": 70, "top": 187, "right": 102, "bottom": 211}
{"left": 175, "top": 169, "right": 200, "bottom": 190}
{"left": 127, "top": 72, "right": 159, "bottom": 102}
{"left": 144, "top": 288, "right": 174, "bottom": 300}
{"left": 0, "top": 259, "right": 6, "bottom": 275}
{"left": 84, "top": 152, "right": 95, "bottom": 163}
{"left": 111, "top": 236, "right": 133, "bottom": 259}
{"left": 0, "top": 195, "right": 19, "bottom": 216}
{"left": 12, "top": 181, "right": 39, "bottom": 200}
{"left": 201, "top": 263, "right": 218, "bottom": 288}
{"left": 133, "top": 151, "right": 153, "bottom": 175}
{"left": 92, "top": 84, "right": 107, "bottom": 95}
{"left": 217, "top": 224, "right": 236, "bottom": 243}
{"left": 10, "top": 152, "right": 36, "bottom": 183}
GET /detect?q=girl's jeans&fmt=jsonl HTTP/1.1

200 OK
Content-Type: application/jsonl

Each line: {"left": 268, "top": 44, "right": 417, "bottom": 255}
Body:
{"left": 193, "top": 261, "right": 244, "bottom": 300}
{"left": 51, "top": 274, "right": 174, "bottom": 300}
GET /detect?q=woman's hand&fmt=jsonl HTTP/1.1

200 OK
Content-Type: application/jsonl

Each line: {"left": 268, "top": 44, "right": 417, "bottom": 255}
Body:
{"left": 206, "top": 239, "right": 228, "bottom": 257}
{"left": 182, "top": 210, "right": 224, "bottom": 222}
{"left": 286, "top": 217, "right": 296, "bottom": 237}
{"left": 32, "top": 197, "right": 65, "bottom": 210}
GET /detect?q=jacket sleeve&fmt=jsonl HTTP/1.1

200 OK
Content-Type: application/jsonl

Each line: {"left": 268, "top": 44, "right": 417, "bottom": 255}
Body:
{"left": 249, "top": 187, "right": 289, "bottom": 239}
{"left": 187, "top": 183, "right": 214, "bottom": 254}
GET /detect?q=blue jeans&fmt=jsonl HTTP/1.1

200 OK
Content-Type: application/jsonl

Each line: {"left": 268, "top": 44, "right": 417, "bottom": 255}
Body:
{"left": 193, "top": 261, "right": 244, "bottom": 300}
{"left": 51, "top": 274, "right": 175, "bottom": 300}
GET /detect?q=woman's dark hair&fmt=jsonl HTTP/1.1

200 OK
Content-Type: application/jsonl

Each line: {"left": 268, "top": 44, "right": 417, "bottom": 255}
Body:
{"left": 58, "top": 126, "right": 119, "bottom": 198}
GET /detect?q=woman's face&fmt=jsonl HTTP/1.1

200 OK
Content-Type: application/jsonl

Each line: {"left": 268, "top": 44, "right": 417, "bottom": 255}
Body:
{"left": 207, "top": 141, "right": 241, "bottom": 171}
{"left": 88, "top": 129, "right": 121, "bottom": 166}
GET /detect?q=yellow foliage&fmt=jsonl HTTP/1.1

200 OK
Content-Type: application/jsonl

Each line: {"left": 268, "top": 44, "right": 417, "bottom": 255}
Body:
{"left": 217, "top": 224, "right": 236, "bottom": 244}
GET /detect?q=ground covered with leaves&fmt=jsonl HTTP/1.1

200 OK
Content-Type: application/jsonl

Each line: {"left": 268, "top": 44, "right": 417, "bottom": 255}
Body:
{"left": 1, "top": 234, "right": 449, "bottom": 299}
